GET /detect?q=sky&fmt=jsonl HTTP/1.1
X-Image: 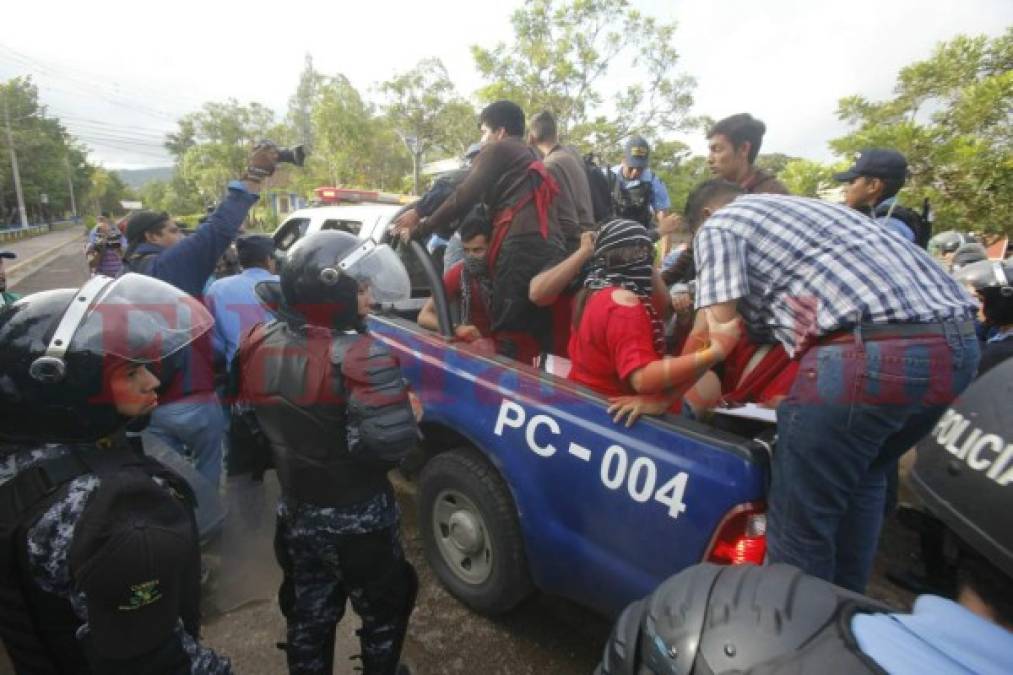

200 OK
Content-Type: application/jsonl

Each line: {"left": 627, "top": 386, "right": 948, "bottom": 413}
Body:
{"left": 1, "top": 0, "right": 1009, "bottom": 170}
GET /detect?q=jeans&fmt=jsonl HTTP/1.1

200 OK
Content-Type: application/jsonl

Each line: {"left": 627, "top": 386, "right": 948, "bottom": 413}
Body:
{"left": 147, "top": 393, "right": 226, "bottom": 488}
{"left": 767, "top": 324, "right": 980, "bottom": 592}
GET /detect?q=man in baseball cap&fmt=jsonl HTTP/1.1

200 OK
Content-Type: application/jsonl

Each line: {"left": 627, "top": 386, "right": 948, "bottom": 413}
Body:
{"left": 608, "top": 135, "right": 671, "bottom": 228}
{"left": 0, "top": 249, "right": 19, "bottom": 306}
{"left": 834, "top": 149, "right": 918, "bottom": 242}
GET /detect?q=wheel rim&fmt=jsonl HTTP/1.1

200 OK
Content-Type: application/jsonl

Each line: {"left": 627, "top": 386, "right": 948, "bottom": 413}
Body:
{"left": 431, "top": 488, "right": 493, "bottom": 585}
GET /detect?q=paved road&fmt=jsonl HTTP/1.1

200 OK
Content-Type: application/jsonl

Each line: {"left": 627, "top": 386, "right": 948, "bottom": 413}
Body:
{"left": 3, "top": 232, "right": 917, "bottom": 674}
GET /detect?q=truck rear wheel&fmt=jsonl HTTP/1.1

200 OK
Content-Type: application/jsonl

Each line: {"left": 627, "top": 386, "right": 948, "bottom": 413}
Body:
{"left": 418, "top": 448, "right": 533, "bottom": 614}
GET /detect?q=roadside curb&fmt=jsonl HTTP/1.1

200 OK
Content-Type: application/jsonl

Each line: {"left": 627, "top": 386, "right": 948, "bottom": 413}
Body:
{"left": 6, "top": 229, "right": 87, "bottom": 287}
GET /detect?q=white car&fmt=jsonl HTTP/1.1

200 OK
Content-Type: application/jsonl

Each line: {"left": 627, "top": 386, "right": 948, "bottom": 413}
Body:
{"left": 271, "top": 201, "right": 435, "bottom": 310}
{"left": 271, "top": 203, "right": 404, "bottom": 252}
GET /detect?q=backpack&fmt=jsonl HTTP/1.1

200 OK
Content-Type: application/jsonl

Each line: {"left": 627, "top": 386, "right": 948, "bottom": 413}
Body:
{"left": 583, "top": 154, "right": 614, "bottom": 225}
{"left": 875, "top": 200, "right": 931, "bottom": 250}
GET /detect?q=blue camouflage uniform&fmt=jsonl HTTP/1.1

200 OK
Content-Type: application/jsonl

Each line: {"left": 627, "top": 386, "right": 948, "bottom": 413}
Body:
{"left": 276, "top": 491, "right": 406, "bottom": 673}
{"left": 0, "top": 444, "right": 230, "bottom": 674}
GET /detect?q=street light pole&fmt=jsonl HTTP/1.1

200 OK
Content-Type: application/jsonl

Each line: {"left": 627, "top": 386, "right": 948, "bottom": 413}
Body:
{"left": 3, "top": 97, "right": 29, "bottom": 229}
{"left": 64, "top": 155, "right": 78, "bottom": 221}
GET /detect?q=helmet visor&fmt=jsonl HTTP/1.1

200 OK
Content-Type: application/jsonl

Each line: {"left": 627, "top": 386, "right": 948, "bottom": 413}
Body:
{"left": 337, "top": 242, "right": 410, "bottom": 303}
{"left": 70, "top": 273, "right": 214, "bottom": 362}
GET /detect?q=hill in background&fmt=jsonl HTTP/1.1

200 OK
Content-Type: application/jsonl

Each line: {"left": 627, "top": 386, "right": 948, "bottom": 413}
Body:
{"left": 115, "top": 166, "right": 173, "bottom": 189}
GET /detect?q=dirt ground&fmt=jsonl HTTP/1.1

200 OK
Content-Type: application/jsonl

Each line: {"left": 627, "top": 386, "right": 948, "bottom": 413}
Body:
{"left": 1, "top": 243, "right": 920, "bottom": 674}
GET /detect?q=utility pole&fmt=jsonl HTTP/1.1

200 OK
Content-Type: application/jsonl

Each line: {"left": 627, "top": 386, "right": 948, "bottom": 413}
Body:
{"left": 3, "top": 97, "right": 29, "bottom": 229}
{"left": 64, "top": 155, "right": 78, "bottom": 221}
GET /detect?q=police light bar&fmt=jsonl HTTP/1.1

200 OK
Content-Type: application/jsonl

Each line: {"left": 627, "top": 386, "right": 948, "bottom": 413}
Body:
{"left": 313, "top": 187, "right": 405, "bottom": 205}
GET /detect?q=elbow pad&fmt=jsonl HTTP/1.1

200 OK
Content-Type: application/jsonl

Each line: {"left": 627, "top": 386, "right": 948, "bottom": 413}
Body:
{"left": 341, "top": 339, "right": 419, "bottom": 463}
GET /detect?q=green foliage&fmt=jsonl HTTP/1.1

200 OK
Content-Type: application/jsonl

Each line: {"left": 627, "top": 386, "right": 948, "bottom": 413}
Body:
{"left": 755, "top": 153, "right": 798, "bottom": 178}
{"left": 778, "top": 159, "right": 838, "bottom": 198}
{"left": 831, "top": 29, "right": 1013, "bottom": 235}
{"left": 380, "top": 58, "right": 477, "bottom": 160}
{"left": 166, "top": 99, "right": 280, "bottom": 203}
{"left": 471, "top": 0, "right": 695, "bottom": 154}
{"left": 0, "top": 77, "right": 91, "bottom": 220}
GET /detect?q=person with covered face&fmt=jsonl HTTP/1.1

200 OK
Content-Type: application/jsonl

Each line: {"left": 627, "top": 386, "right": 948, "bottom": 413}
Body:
{"left": 418, "top": 209, "right": 493, "bottom": 343}
{"left": 0, "top": 274, "right": 230, "bottom": 673}
{"left": 566, "top": 219, "right": 741, "bottom": 424}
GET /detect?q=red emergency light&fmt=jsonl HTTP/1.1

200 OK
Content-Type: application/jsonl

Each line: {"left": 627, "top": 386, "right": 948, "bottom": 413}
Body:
{"left": 314, "top": 187, "right": 380, "bottom": 204}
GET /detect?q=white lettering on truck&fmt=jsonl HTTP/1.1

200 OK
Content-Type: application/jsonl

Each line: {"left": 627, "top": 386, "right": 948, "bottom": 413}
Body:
{"left": 493, "top": 397, "right": 690, "bottom": 519}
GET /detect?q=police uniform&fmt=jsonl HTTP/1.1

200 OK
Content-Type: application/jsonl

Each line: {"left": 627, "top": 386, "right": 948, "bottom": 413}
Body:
{"left": 233, "top": 231, "right": 418, "bottom": 675}
{"left": 597, "top": 358, "right": 1013, "bottom": 675}
{"left": 0, "top": 274, "right": 230, "bottom": 674}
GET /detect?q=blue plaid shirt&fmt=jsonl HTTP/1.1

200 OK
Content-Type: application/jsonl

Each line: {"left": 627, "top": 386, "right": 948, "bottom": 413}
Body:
{"left": 694, "top": 195, "right": 976, "bottom": 356}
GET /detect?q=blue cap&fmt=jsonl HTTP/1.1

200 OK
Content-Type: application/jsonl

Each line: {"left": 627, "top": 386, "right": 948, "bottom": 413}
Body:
{"left": 834, "top": 149, "right": 907, "bottom": 182}
{"left": 624, "top": 136, "right": 650, "bottom": 169}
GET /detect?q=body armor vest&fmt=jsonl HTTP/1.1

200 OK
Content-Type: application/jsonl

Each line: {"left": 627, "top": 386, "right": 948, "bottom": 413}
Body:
{"left": 237, "top": 321, "right": 403, "bottom": 507}
{"left": 610, "top": 174, "right": 654, "bottom": 227}
{"left": 0, "top": 441, "right": 200, "bottom": 674}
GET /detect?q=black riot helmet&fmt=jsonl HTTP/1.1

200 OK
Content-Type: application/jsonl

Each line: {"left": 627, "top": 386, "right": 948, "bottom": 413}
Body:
{"left": 912, "top": 357, "right": 1013, "bottom": 579}
{"left": 953, "top": 257, "right": 1013, "bottom": 293}
{"left": 949, "top": 242, "right": 989, "bottom": 271}
{"left": 262, "top": 230, "right": 410, "bottom": 331}
{"left": 0, "top": 274, "right": 213, "bottom": 444}
{"left": 928, "top": 230, "right": 975, "bottom": 259}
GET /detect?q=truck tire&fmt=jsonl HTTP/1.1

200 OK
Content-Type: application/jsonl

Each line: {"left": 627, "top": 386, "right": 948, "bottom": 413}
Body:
{"left": 418, "top": 448, "right": 533, "bottom": 614}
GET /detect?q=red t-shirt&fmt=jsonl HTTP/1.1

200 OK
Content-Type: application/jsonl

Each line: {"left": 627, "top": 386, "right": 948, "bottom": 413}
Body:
{"left": 444, "top": 261, "right": 493, "bottom": 337}
{"left": 567, "top": 288, "right": 660, "bottom": 397}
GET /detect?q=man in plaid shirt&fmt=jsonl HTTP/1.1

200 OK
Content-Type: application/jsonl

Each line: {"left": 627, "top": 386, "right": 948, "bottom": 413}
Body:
{"left": 685, "top": 179, "right": 980, "bottom": 592}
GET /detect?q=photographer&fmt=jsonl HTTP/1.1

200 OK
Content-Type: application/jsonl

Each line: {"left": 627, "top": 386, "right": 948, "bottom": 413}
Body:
{"left": 86, "top": 214, "right": 127, "bottom": 277}
{"left": 120, "top": 143, "right": 279, "bottom": 488}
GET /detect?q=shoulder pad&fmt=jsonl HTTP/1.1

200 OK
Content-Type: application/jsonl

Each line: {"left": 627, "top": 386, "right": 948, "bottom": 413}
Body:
{"left": 339, "top": 335, "right": 400, "bottom": 386}
{"left": 329, "top": 331, "right": 367, "bottom": 366}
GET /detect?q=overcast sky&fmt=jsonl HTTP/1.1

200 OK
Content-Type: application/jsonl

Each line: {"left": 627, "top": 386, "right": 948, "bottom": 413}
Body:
{"left": 1, "top": 0, "right": 1009, "bottom": 170}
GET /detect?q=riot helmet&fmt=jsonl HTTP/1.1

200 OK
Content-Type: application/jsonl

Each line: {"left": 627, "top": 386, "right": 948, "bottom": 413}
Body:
{"left": 949, "top": 242, "right": 988, "bottom": 271}
{"left": 953, "top": 258, "right": 1013, "bottom": 293}
{"left": 265, "top": 230, "right": 409, "bottom": 330}
{"left": 911, "top": 357, "right": 1013, "bottom": 579}
{"left": 0, "top": 274, "right": 213, "bottom": 443}
{"left": 928, "top": 230, "right": 975, "bottom": 262}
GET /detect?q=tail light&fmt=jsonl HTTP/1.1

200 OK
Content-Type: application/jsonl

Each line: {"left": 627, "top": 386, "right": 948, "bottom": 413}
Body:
{"left": 705, "top": 502, "right": 767, "bottom": 565}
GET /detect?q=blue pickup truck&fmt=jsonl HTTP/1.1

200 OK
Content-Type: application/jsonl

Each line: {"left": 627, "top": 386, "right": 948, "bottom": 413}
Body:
{"left": 355, "top": 241, "right": 774, "bottom": 618}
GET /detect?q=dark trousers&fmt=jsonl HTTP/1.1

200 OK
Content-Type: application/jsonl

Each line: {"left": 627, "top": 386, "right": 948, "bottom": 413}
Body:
{"left": 766, "top": 325, "right": 979, "bottom": 592}
{"left": 275, "top": 520, "right": 417, "bottom": 675}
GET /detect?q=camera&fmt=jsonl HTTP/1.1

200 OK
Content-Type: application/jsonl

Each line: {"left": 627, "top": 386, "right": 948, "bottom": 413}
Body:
{"left": 276, "top": 145, "right": 307, "bottom": 166}
{"left": 258, "top": 140, "right": 307, "bottom": 167}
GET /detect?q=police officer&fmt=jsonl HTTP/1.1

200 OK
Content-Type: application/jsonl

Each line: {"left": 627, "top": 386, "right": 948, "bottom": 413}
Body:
{"left": 232, "top": 230, "right": 418, "bottom": 675}
{"left": 0, "top": 273, "right": 230, "bottom": 673}
{"left": 597, "top": 357, "right": 1013, "bottom": 675}
{"left": 955, "top": 257, "right": 1013, "bottom": 374}
{"left": 607, "top": 136, "right": 671, "bottom": 228}
{"left": 928, "top": 230, "right": 977, "bottom": 270}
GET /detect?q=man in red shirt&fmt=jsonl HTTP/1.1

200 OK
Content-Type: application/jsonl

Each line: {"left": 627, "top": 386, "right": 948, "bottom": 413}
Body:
{"left": 418, "top": 212, "right": 494, "bottom": 344}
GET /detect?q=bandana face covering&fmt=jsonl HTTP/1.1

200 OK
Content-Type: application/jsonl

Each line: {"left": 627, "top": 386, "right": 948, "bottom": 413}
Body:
{"left": 584, "top": 219, "right": 665, "bottom": 354}
{"left": 460, "top": 255, "right": 493, "bottom": 328}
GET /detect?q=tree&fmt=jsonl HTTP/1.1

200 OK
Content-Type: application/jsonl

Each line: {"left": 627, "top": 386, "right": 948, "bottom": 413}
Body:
{"left": 755, "top": 153, "right": 797, "bottom": 178}
{"left": 380, "top": 58, "right": 477, "bottom": 193}
{"left": 287, "top": 54, "right": 325, "bottom": 150}
{"left": 778, "top": 159, "right": 837, "bottom": 198}
{"left": 0, "top": 77, "right": 91, "bottom": 223}
{"left": 83, "top": 166, "right": 135, "bottom": 216}
{"left": 166, "top": 99, "right": 280, "bottom": 203}
{"left": 830, "top": 29, "right": 1013, "bottom": 236}
{"left": 472, "top": 0, "right": 695, "bottom": 154}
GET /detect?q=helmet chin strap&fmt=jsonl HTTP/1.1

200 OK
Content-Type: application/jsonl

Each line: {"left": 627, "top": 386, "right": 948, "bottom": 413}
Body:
{"left": 29, "top": 275, "right": 118, "bottom": 383}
